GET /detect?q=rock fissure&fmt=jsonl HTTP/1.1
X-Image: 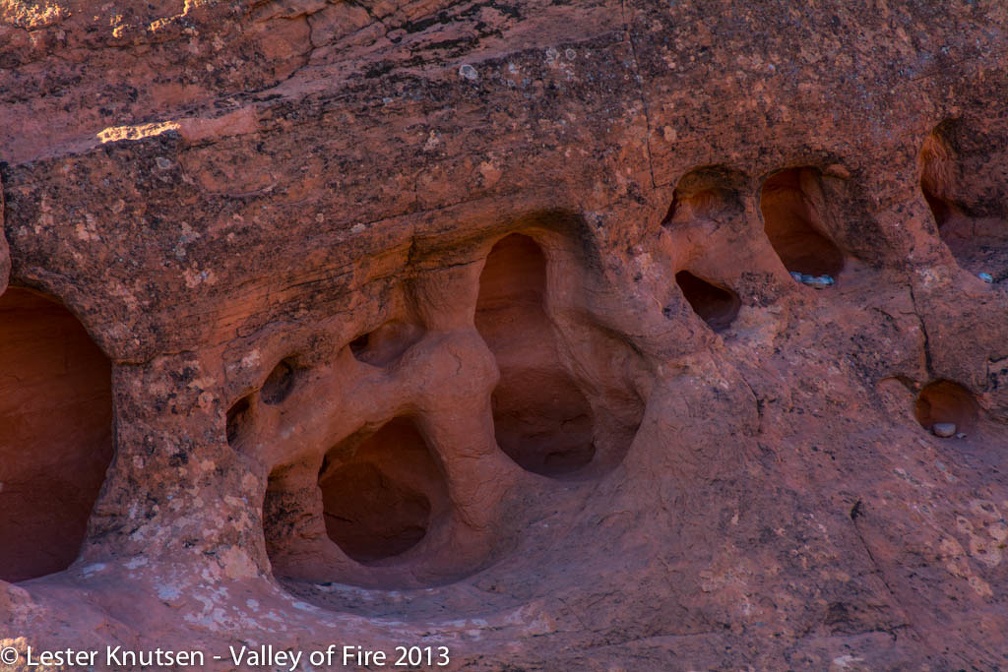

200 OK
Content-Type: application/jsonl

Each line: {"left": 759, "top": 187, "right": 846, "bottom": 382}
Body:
{"left": 620, "top": 0, "right": 656, "bottom": 190}
{"left": 907, "top": 282, "right": 934, "bottom": 377}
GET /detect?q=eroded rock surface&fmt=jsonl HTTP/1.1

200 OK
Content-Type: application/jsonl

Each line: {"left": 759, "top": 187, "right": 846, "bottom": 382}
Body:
{"left": 2, "top": 1, "right": 1008, "bottom": 670}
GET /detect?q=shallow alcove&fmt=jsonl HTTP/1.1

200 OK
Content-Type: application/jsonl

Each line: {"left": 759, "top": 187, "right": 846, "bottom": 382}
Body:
{"left": 761, "top": 167, "right": 845, "bottom": 278}
{"left": 317, "top": 417, "right": 449, "bottom": 564}
{"left": 920, "top": 129, "right": 957, "bottom": 230}
{"left": 475, "top": 234, "right": 597, "bottom": 477}
{"left": 920, "top": 123, "right": 1008, "bottom": 278}
{"left": 225, "top": 395, "right": 253, "bottom": 448}
{"left": 227, "top": 358, "right": 298, "bottom": 448}
{"left": 349, "top": 320, "right": 424, "bottom": 367}
{"left": 0, "top": 288, "right": 113, "bottom": 583}
{"left": 261, "top": 359, "right": 298, "bottom": 405}
{"left": 915, "top": 380, "right": 979, "bottom": 434}
{"left": 663, "top": 166, "right": 747, "bottom": 226}
{"left": 675, "top": 271, "right": 741, "bottom": 332}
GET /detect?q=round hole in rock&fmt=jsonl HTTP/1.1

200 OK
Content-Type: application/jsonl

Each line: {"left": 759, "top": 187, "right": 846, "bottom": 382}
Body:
{"left": 675, "top": 271, "right": 741, "bottom": 332}
{"left": 318, "top": 417, "right": 447, "bottom": 564}
{"left": 915, "top": 380, "right": 979, "bottom": 434}
{"left": 261, "top": 359, "right": 297, "bottom": 406}
{"left": 0, "top": 288, "right": 113, "bottom": 583}
{"left": 475, "top": 234, "right": 597, "bottom": 477}
{"left": 349, "top": 333, "right": 370, "bottom": 358}
{"left": 761, "top": 167, "right": 844, "bottom": 278}
{"left": 349, "top": 321, "right": 423, "bottom": 367}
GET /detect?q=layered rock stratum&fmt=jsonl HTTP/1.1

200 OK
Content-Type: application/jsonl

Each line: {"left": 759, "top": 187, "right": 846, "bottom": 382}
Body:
{"left": 1, "top": 1, "right": 1008, "bottom": 670}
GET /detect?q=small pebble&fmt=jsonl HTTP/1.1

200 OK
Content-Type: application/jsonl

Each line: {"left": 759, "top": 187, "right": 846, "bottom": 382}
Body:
{"left": 804, "top": 274, "right": 835, "bottom": 289}
{"left": 458, "top": 64, "right": 479, "bottom": 81}
{"left": 932, "top": 422, "right": 957, "bottom": 438}
{"left": 790, "top": 271, "right": 835, "bottom": 288}
{"left": 978, "top": 272, "right": 993, "bottom": 283}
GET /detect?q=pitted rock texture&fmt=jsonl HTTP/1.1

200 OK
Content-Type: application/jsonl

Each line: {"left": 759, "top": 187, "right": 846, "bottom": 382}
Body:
{"left": 2, "top": 1, "right": 1008, "bottom": 670}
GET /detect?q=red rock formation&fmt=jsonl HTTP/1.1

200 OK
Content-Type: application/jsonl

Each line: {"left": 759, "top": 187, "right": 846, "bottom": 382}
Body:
{"left": 1, "top": 1, "right": 1008, "bottom": 670}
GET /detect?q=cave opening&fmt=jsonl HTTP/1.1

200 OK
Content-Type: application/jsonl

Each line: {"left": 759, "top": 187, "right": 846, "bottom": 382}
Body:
{"left": 0, "top": 288, "right": 113, "bottom": 583}
{"left": 920, "top": 126, "right": 959, "bottom": 232}
{"left": 475, "top": 234, "right": 597, "bottom": 477}
{"left": 915, "top": 380, "right": 979, "bottom": 435}
{"left": 317, "top": 417, "right": 447, "bottom": 564}
{"left": 920, "top": 124, "right": 1008, "bottom": 279}
{"left": 675, "top": 271, "right": 741, "bottom": 332}
{"left": 760, "top": 167, "right": 844, "bottom": 278}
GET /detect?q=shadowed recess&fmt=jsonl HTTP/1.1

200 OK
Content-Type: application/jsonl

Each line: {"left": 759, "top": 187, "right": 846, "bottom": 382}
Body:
{"left": 920, "top": 128, "right": 958, "bottom": 230}
{"left": 349, "top": 320, "right": 424, "bottom": 367}
{"left": 318, "top": 417, "right": 448, "bottom": 564}
{"left": 475, "top": 234, "right": 596, "bottom": 477}
{"left": 675, "top": 271, "right": 741, "bottom": 332}
{"left": 0, "top": 288, "right": 113, "bottom": 583}
{"left": 261, "top": 359, "right": 297, "bottom": 405}
{"left": 227, "top": 358, "right": 299, "bottom": 448}
{"left": 663, "top": 165, "right": 747, "bottom": 226}
{"left": 915, "top": 380, "right": 979, "bottom": 433}
{"left": 920, "top": 121, "right": 1008, "bottom": 279}
{"left": 226, "top": 395, "right": 252, "bottom": 448}
{"left": 761, "top": 167, "right": 844, "bottom": 278}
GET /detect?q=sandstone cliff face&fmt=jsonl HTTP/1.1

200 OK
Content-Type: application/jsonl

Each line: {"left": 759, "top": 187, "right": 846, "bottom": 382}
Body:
{"left": 1, "top": 1, "right": 1008, "bottom": 670}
